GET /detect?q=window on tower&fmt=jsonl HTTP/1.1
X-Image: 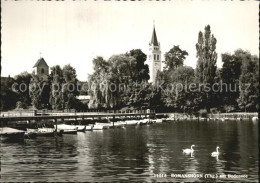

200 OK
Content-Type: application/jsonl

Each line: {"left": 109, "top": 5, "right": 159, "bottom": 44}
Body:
{"left": 157, "top": 55, "right": 159, "bottom": 60}
{"left": 41, "top": 68, "right": 44, "bottom": 74}
{"left": 154, "top": 54, "right": 156, "bottom": 60}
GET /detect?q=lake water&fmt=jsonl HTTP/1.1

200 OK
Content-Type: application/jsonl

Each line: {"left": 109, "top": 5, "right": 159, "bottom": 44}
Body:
{"left": 0, "top": 120, "right": 258, "bottom": 182}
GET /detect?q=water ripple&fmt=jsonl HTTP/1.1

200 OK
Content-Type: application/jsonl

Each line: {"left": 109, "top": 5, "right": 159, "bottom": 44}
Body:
{"left": 0, "top": 121, "right": 258, "bottom": 182}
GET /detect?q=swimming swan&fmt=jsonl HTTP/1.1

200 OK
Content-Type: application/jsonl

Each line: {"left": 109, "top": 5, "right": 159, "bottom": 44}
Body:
{"left": 183, "top": 145, "right": 195, "bottom": 154}
{"left": 211, "top": 146, "right": 220, "bottom": 156}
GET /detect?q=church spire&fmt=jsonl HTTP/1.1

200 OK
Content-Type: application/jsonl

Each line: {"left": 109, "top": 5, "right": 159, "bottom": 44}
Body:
{"left": 150, "top": 25, "right": 159, "bottom": 46}
{"left": 148, "top": 22, "right": 161, "bottom": 84}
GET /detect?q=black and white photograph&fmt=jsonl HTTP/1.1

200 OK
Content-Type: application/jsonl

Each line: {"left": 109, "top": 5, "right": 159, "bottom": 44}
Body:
{"left": 0, "top": 0, "right": 259, "bottom": 182}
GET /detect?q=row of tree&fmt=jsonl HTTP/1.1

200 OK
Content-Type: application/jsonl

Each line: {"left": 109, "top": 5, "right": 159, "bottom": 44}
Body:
{"left": 159, "top": 25, "right": 258, "bottom": 113}
{"left": 1, "top": 65, "right": 86, "bottom": 111}
{"left": 88, "top": 49, "right": 161, "bottom": 109}
{"left": 1, "top": 24, "right": 258, "bottom": 113}
{"left": 88, "top": 25, "right": 258, "bottom": 113}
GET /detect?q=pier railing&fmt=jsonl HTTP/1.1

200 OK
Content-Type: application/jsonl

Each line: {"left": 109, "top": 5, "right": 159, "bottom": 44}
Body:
{"left": 0, "top": 109, "right": 155, "bottom": 118}
{"left": 0, "top": 110, "right": 156, "bottom": 124}
{"left": 208, "top": 112, "right": 258, "bottom": 119}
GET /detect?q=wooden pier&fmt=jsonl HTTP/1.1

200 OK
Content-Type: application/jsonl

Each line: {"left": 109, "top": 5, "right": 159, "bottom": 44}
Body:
{"left": 0, "top": 111, "right": 156, "bottom": 129}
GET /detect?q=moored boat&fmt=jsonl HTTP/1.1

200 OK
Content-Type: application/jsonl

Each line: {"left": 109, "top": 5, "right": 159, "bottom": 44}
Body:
{"left": 125, "top": 120, "right": 138, "bottom": 126}
{"left": 161, "top": 118, "right": 167, "bottom": 122}
{"left": 164, "top": 117, "right": 175, "bottom": 122}
{"left": 109, "top": 121, "right": 124, "bottom": 128}
{"left": 155, "top": 119, "right": 163, "bottom": 123}
{"left": 0, "top": 127, "right": 25, "bottom": 139}
{"left": 24, "top": 128, "right": 37, "bottom": 139}
{"left": 56, "top": 124, "right": 78, "bottom": 134}
{"left": 76, "top": 125, "right": 86, "bottom": 132}
{"left": 139, "top": 121, "right": 148, "bottom": 126}
{"left": 93, "top": 124, "right": 104, "bottom": 130}
{"left": 199, "top": 117, "right": 206, "bottom": 121}
{"left": 95, "top": 123, "right": 110, "bottom": 129}
{"left": 85, "top": 124, "right": 94, "bottom": 131}
{"left": 118, "top": 121, "right": 126, "bottom": 128}
{"left": 139, "top": 119, "right": 150, "bottom": 124}
{"left": 37, "top": 127, "right": 57, "bottom": 137}
{"left": 252, "top": 116, "right": 258, "bottom": 122}
{"left": 107, "top": 122, "right": 115, "bottom": 128}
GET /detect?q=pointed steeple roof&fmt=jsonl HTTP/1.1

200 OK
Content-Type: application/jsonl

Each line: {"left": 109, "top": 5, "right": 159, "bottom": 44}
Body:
{"left": 33, "top": 57, "right": 48, "bottom": 68}
{"left": 150, "top": 26, "right": 159, "bottom": 46}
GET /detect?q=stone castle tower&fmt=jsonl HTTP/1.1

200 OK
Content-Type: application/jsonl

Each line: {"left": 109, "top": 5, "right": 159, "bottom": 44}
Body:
{"left": 148, "top": 25, "right": 161, "bottom": 83}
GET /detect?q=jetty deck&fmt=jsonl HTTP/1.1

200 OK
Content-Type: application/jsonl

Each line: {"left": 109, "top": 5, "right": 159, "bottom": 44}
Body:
{"left": 0, "top": 112, "right": 156, "bottom": 123}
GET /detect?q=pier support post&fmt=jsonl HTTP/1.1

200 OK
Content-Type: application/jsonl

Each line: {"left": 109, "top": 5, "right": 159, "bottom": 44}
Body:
{"left": 54, "top": 119, "right": 58, "bottom": 132}
{"left": 81, "top": 117, "right": 84, "bottom": 125}
{"left": 113, "top": 115, "right": 115, "bottom": 128}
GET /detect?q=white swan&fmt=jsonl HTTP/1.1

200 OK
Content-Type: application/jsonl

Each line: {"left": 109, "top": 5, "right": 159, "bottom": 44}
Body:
{"left": 183, "top": 145, "right": 195, "bottom": 154}
{"left": 211, "top": 146, "right": 220, "bottom": 156}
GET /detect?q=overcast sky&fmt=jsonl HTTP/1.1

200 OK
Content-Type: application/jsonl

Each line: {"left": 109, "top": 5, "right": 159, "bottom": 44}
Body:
{"left": 1, "top": 1, "right": 259, "bottom": 81}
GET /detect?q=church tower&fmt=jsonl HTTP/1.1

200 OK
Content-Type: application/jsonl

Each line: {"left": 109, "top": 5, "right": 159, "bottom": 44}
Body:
{"left": 33, "top": 57, "right": 49, "bottom": 80}
{"left": 148, "top": 25, "right": 161, "bottom": 83}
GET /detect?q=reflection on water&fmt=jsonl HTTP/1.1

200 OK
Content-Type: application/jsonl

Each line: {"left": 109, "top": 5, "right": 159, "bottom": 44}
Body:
{"left": 0, "top": 120, "right": 258, "bottom": 182}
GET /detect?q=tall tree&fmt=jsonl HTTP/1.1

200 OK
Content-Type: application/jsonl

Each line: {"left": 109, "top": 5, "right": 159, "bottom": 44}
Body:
{"left": 0, "top": 76, "right": 18, "bottom": 110}
{"left": 162, "top": 66, "right": 195, "bottom": 112}
{"left": 107, "top": 54, "right": 136, "bottom": 108}
{"left": 49, "top": 65, "right": 80, "bottom": 110}
{"left": 195, "top": 25, "right": 218, "bottom": 112}
{"left": 237, "top": 50, "right": 259, "bottom": 112}
{"left": 88, "top": 57, "right": 110, "bottom": 109}
{"left": 62, "top": 64, "right": 80, "bottom": 109}
{"left": 126, "top": 49, "right": 149, "bottom": 82}
{"left": 49, "top": 65, "right": 64, "bottom": 110}
{"left": 89, "top": 51, "right": 150, "bottom": 109}
{"left": 30, "top": 73, "right": 51, "bottom": 109}
{"left": 13, "top": 72, "right": 32, "bottom": 108}
{"left": 220, "top": 50, "right": 242, "bottom": 111}
{"left": 164, "top": 45, "right": 188, "bottom": 70}
{"left": 168, "top": 66, "right": 195, "bottom": 84}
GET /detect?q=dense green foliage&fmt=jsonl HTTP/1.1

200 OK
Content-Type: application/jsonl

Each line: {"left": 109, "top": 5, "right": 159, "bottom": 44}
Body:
{"left": 49, "top": 64, "right": 81, "bottom": 110}
{"left": 195, "top": 25, "right": 218, "bottom": 112}
{"left": 164, "top": 45, "right": 188, "bottom": 70}
{"left": 13, "top": 72, "right": 32, "bottom": 108}
{"left": 0, "top": 76, "right": 18, "bottom": 110}
{"left": 30, "top": 73, "right": 51, "bottom": 109}
{"left": 1, "top": 25, "right": 258, "bottom": 113}
{"left": 1, "top": 65, "right": 85, "bottom": 111}
{"left": 153, "top": 25, "right": 258, "bottom": 114}
{"left": 88, "top": 49, "right": 155, "bottom": 109}
{"left": 236, "top": 51, "right": 259, "bottom": 112}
